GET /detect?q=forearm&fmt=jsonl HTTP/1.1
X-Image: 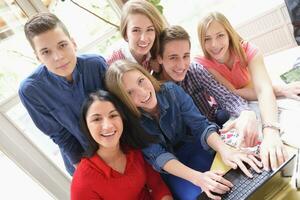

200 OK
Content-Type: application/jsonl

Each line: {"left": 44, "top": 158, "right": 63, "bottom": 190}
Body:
{"left": 233, "top": 88, "right": 258, "bottom": 101}
{"left": 257, "top": 88, "right": 280, "bottom": 136}
{"left": 206, "top": 132, "right": 229, "bottom": 153}
{"left": 163, "top": 159, "right": 199, "bottom": 185}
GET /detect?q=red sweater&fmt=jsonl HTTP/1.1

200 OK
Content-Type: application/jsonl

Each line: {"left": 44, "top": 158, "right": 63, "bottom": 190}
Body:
{"left": 71, "top": 149, "right": 171, "bottom": 200}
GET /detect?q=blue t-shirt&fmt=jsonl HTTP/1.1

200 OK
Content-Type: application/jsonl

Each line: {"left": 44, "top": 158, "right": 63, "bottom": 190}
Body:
{"left": 18, "top": 54, "right": 107, "bottom": 175}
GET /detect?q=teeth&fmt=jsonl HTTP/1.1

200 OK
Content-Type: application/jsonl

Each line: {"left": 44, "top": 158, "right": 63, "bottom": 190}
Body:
{"left": 138, "top": 43, "right": 149, "bottom": 48}
{"left": 141, "top": 93, "right": 151, "bottom": 103}
{"left": 101, "top": 131, "right": 115, "bottom": 137}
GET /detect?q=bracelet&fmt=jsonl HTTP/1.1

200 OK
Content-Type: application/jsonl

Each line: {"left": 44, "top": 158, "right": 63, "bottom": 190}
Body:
{"left": 262, "top": 123, "right": 281, "bottom": 132}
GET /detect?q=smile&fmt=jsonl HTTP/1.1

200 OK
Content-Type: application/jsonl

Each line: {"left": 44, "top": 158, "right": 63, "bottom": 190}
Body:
{"left": 100, "top": 131, "right": 116, "bottom": 137}
{"left": 141, "top": 92, "right": 152, "bottom": 103}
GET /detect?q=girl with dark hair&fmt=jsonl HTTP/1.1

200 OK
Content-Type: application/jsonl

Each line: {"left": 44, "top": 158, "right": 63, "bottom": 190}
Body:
{"left": 71, "top": 90, "right": 172, "bottom": 200}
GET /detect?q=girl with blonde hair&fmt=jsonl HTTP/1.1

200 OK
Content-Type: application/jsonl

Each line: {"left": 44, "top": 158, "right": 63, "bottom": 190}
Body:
{"left": 105, "top": 59, "right": 262, "bottom": 200}
{"left": 195, "top": 11, "right": 292, "bottom": 171}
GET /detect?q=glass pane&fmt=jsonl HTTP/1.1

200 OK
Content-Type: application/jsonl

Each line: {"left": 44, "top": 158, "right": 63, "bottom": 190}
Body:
{"left": 0, "top": 149, "right": 54, "bottom": 199}
{"left": 45, "top": 0, "right": 121, "bottom": 54}
{"left": 5, "top": 103, "right": 69, "bottom": 177}
{"left": 0, "top": 0, "right": 38, "bottom": 103}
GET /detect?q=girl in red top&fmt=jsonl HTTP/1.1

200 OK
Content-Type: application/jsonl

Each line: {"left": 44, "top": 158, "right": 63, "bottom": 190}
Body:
{"left": 71, "top": 90, "right": 172, "bottom": 200}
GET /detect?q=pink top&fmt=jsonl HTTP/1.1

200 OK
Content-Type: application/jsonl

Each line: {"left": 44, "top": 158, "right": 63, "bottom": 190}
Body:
{"left": 194, "top": 42, "right": 258, "bottom": 89}
{"left": 106, "top": 42, "right": 152, "bottom": 72}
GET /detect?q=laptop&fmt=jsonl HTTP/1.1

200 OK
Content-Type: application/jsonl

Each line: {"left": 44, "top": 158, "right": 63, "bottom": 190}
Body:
{"left": 198, "top": 154, "right": 296, "bottom": 200}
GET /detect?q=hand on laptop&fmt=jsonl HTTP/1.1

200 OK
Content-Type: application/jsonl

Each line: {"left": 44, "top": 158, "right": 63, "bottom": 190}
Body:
{"left": 194, "top": 170, "right": 233, "bottom": 200}
{"left": 220, "top": 145, "right": 263, "bottom": 178}
{"left": 260, "top": 132, "right": 288, "bottom": 171}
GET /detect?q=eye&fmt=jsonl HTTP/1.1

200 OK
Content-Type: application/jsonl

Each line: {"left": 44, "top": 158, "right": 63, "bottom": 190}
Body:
{"left": 110, "top": 113, "right": 120, "bottom": 119}
{"left": 138, "top": 77, "right": 145, "bottom": 85}
{"left": 147, "top": 27, "right": 155, "bottom": 32}
{"left": 41, "top": 50, "right": 50, "bottom": 56}
{"left": 204, "top": 37, "right": 211, "bottom": 42}
{"left": 169, "top": 56, "right": 177, "bottom": 60}
{"left": 132, "top": 28, "right": 140, "bottom": 33}
{"left": 59, "top": 42, "right": 68, "bottom": 49}
{"left": 184, "top": 54, "right": 190, "bottom": 59}
{"left": 217, "top": 33, "right": 225, "bottom": 38}
{"left": 90, "top": 116, "right": 102, "bottom": 122}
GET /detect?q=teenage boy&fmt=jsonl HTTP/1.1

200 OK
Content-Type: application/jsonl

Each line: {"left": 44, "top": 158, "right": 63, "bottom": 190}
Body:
{"left": 19, "top": 12, "right": 107, "bottom": 175}
{"left": 157, "top": 25, "right": 288, "bottom": 170}
{"left": 156, "top": 25, "right": 259, "bottom": 148}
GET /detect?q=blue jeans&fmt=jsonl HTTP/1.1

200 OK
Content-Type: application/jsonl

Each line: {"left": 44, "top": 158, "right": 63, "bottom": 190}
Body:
{"left": 162, "top": 140, "right": 215, "bottom": 200}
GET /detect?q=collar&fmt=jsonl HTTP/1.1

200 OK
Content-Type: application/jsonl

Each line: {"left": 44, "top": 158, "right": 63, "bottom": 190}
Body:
{"left": 122, "top": 42, "right": 151, "bottom": 65}
{"left": 46, "top": 61, "right": 80, "bottom": 86}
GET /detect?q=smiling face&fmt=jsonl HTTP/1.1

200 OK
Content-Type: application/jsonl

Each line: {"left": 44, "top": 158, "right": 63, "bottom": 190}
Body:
{"left": 86, "top": 100, "right": 123, "bottom": 150}
{"left": 122, "top": 70, "right": 157, "bottom": 113}
{"left": 125, "top": 13, "right": 155, "bottom": 63}
{"left": 32, "top": 26, "right": 77, "bottom": 81}
{"left": 204, "top": 20, "right": 230, "bottom": 64}
{"left": 158, "top": 40, "right": 190, "bottom": 82}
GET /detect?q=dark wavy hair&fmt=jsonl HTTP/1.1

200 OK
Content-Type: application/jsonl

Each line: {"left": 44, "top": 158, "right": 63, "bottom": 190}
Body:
{"left": 80, "top": 90, "right": 158, "bottom": 157}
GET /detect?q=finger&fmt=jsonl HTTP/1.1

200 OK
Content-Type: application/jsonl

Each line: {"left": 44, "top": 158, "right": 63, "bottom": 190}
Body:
{"left": 244, "top": 155, "right": 262, "bottom": 173}
{"left": 269, "top": 147, "right": 278, "bottom": 170}
{"left": 205, "top": 190, "right": 221, "bottom": 200}
{"left": 235, "top": 159, "right": 253, "bottom": 178}
{"left": 276, "top": 146, "right": 286, "bottom": 166}
{"left": 214, "top": 170, "right": 226, "bottom": 176}
{"left": 248, "top": 154, "right": 263, "bottom": 168}
{"left": 225, "top": 159, "right": 238, "bottom": 169}
{"left": 220, "top": 120, "right": 236, "bottom": 133}
{"left": 260, "top": 148, "right": 270, "bottom": 171}
{"left": 216, "top": 176, "right": 234, "bottom": 188}
{"left": 291, "top": 94, "right": 300, "bottom": 101}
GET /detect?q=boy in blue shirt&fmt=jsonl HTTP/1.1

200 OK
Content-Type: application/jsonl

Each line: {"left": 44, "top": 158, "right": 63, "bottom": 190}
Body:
{"left": 19, "top": 12, "right": 107, "bottom": 175}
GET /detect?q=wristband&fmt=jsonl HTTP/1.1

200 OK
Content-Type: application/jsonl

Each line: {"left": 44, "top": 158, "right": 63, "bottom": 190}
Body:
{"left": 262, "top": 123, "right": 281, "bottom": 132}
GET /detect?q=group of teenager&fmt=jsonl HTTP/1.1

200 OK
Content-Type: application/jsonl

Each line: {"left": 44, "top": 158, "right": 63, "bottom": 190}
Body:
{"left": 19, "top": 0, "right": 300, "bottom": 200}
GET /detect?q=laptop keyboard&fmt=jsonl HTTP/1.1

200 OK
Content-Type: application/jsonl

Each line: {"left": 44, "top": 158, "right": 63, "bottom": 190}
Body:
{"left": 198, "top": 168, "right": 272, "bottom": 200}
{"left": 222, "top": 168, "right": 271, "bottom": 200}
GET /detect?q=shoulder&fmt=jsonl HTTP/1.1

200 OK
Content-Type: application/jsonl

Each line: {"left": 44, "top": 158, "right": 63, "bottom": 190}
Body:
{"left": 241, "top": 41, "right": 258, "bottom": 58}
{"left": 106, "top": 49, "right": 126, "bottom": 65}
{"left": 194, "top": 55, "right": 216, "bottom": 69}
{"left": 72, "top": 157, "right": 105, "bottom": 186}
{"left": 76, "top": 54, "right": 107, "bottom": 74}
{"left": 77, "top": 54, "right": 106, "bottom": 67}
{"left": 160, "top": 82, "right": 186, "bottom": 98}
{"left": 18, "top": 65, "right": 47, "bottom": 97}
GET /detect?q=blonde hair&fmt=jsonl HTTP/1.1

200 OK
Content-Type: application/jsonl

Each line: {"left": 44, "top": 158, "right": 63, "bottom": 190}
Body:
{"left": 105, "top": 60, "right": 161, "bottom": 117}
{"left": 197, "top": 12, "right": 248, "bottom": 67}
{"left": 120, "top": 0, "right": 168, "bottom": 58}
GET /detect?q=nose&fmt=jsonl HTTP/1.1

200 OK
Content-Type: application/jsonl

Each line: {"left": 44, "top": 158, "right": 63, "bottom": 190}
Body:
{"left": 140, "top": 31, "right": 147, "bottom": 42}
{"left": 101, "top": 118, "right": 112, "bottom": 130}
{"left": 137, "top": 87, "right": 148, "bottom": 98}
{"left": 211, "top": 38, "right": 217, "bottom": 47}
{"left": 53, "top": 50, "right": 63, "bottom": 61}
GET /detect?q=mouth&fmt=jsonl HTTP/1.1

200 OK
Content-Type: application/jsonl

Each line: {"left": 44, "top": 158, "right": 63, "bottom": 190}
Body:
{"left": 138, "top": 43, "right": 150, "bottom": 48}
{"left": 210, "top": 48, "right": 223, "bottom": 56}
{"left": 100, "top": 131, "right": 116, "bottom": 137}
{"left": 173, "top": 69, "right": 186, "bottom": 75}
{"left": 57, "top": 61, "right": 70, "bottom": 70}
{"left": 141, "top": 92, "right": 152, "bottom": 104}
